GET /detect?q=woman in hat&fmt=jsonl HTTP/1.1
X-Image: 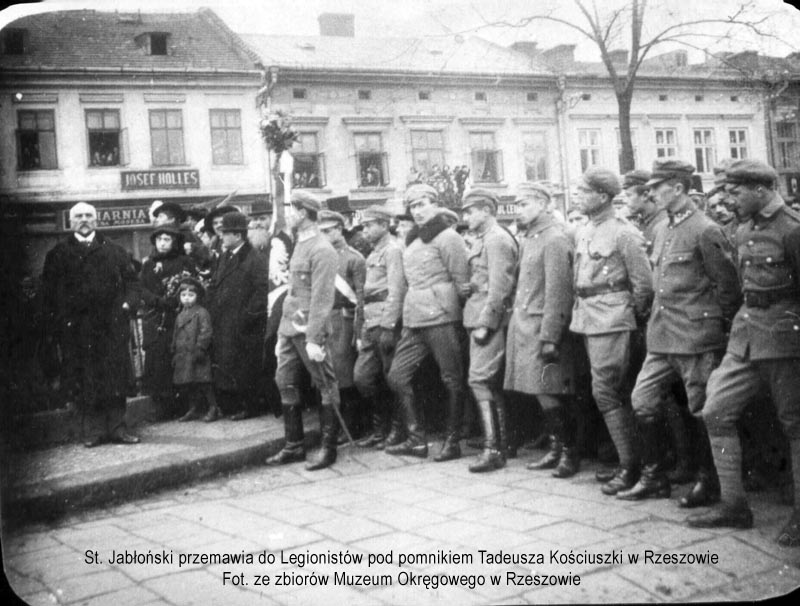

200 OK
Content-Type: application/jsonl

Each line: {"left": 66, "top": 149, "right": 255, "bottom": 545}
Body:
{"left": 139, "top": 225, "right": 197, "bottom": 420}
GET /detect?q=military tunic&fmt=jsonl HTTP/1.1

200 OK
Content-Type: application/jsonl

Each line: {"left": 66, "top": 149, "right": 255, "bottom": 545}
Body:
{"left": 632, "top": 201, "right": 741, "bottom": 419}
{"left": 504, "top": 214, "right": 576, "bottom": 395}
{"left": 276, "top": 226, "right": 340, "bottom": 406}
{"left": 353, "top": 233, "right": 405, "bottom": 397}
{"left": 462, "top": 219, "right": 517, "bottom": 401}
{"left": 704, "top": 196, "right": 800, "bottom": 438}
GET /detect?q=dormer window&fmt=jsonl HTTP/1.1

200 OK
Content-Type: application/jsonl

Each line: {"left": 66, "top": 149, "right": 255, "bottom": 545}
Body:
{"left": 3, "top": 28, "right": 26, "bottom": 55}
{"left": 136, "top": 32, "right": 170, "bottom": 56}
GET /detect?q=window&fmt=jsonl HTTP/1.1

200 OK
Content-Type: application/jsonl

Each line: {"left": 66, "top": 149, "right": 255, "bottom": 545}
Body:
{"left": 695, "top": 95, "right": 704, "bottom": 102}
{"left": 293, "top": 88, "right": 307, "bottom": 100}
{"left": 210, "top": 109, "right": 243, "bottom": 165}
{"left": 469, "top": 132, "right": 503, "bottom": 183}
{"left": 292, "top": 132, "right": 325, "bottom": 188}
{"left": 729, "top": 129, "right": 748, "bottom": 160}
{"left": 776, "top": 120, "right": 799, "bottom": 169}
{"left": 16, "top": 110, "right": 57, "bottom": 170}
{"left": 731, "top": 95, "right": 739, "bottom": 102}
{"left": 693, "top": 128, "right": 716, "bottom": 173}
{"left": 655, "top": 128, "right": 677, "bottom": 158}
{"left": 526, "top": 92, "right": 538, "bottom": 102}
{"left": 354, "top": 133, "right": 388, "bottom": 186}
{"left": 86, "top": 109, "right": 121, "bottom": 167}
{"left": 474, "top": 92, "right": 487, "bottom": 102}
{"left": 418, "top": 91, "right": 431, "bottom": 101}
{"left": 358, "top": 90, "right": 371, "bottom": 100}
{"left": 616, "top": 128, "right": 639, "bottom": 172}
{"left": 149, "top": 109, "right": 185, "bottom": 166}
{"left": 578, "top": 129, "right": 601, "bottom": 172}
{"left": 150, "top": 33, "right": 168, "bottom": 55}
{"left": 3, "top": 28, "right": 25, "bottom": 54}
{"left": 410, "top": 130, "right": 445, "bottom": 175}
{"left": 659, "top": 94, "right": 668, "bottom": 102}
{"left": 581, "top": 93, "right": 592, "bottom": 101}
{"left": 522, "top": 131, "right": 548, "bottom": 181}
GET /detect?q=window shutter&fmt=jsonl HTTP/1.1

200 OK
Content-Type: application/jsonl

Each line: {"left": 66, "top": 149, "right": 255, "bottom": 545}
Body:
{"left": 120, "top": 127, "right": 130, "bottom": 166}
{"left": 381, "top": 152, "right": 390, "bottom": 186}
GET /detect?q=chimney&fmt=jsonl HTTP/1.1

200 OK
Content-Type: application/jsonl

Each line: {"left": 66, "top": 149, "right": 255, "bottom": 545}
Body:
{"left": 541, "top": 44, "right": 575, "bottom": 69}
{"left": 608, "top": 49, "right": 628, "bottom": 66}
{"left": 318, "top": 13, "right": 355, "bottom": 37}
{"left": 510, "top": 41, "right": 539, "bottom": 57}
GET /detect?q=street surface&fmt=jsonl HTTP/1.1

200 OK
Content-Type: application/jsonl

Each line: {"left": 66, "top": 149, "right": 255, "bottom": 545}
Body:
{"left": 5, "top": 445, "right": 800, "bottom": 605}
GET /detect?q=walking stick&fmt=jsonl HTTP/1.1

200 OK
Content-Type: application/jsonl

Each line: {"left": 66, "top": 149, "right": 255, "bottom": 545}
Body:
{"left": 310, "top": 358, "right": 363, "bottom": 462}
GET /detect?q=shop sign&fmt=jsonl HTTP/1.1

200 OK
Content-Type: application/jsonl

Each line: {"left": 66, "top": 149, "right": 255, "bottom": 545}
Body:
{"left": 121, "top": 169, "right": 200, "bottom": 191}
{"left": 497, "top": 201, "right": 518, "bottom": 217}
{"left": 61, "top": 205, "right": 151, "bottom": 230}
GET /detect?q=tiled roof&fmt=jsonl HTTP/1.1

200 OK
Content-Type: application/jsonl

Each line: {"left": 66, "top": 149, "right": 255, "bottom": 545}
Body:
{"left": 0, "top": 9, "right": 257, "bottom": 72}
{"left": 241, "top": 33, "right": 555, "bottom": 77}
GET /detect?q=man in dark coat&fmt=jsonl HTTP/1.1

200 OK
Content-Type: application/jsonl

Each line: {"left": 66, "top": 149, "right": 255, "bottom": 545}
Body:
{"left": 206, "top": 211, "right": 269, "bottom": 421}
{"left": 41, "top": 202, "right": 142, "bottom": 447}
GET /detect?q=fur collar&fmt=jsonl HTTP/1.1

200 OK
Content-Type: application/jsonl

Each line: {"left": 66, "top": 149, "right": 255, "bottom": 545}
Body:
{"left": 405, "top": 212, "right": 450, "bottom": 246}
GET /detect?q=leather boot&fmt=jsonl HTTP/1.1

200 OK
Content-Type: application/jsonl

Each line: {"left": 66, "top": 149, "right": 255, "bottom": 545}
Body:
{"left": 469, "top": 400, "right": 504, "bottom": 472}
{"left": 617, "top": 416, "right": 671, "bottom": 501}
{"left": 680, "top": 421, "right": 720, "bottom": 508}
{"left": 386, "top": 394, "right": 427, "bottom": 457}
{"left": 665, "top": 394, "right": 694, "bottom": 484}
{"left": 686, "top": 498, "right": 754, "bottom": 529}
{"left": 495, "top": 396, "right": 516, "bottom": 459}
{"left": 265, "top": 405, "right": 305, "bottom": 465}
{"left": 527, "top": 407, "right": 564, "bottom": 470}
{"left": 306, "top": 405, "right": 338, "bottom": 471}
{"left": 777, "top": 439, "right": 800, "bottom": 547}
{"left": 600, "top": 407, "right": 639, "bottom": 495}
{"left": 356, "top": 396, "right": 388, "bottom": 448}
{"left": 596, "top": 467, "right": 618, "bottom": 483}
{"left": 433, "top": 387, "right": 462, "bottom": 462}
{"left": 553, "top": 408, "right": 580, "bottom": 478}
{"left": 178, "top": 406, "right": 201, "bottom": 422}
{"left": 381, "top": 414, "right": 406, "bottom": 449}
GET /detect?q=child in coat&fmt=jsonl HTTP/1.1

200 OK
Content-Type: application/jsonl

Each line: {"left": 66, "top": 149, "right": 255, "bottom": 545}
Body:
{"left": 172, "top": 277, "right": 221, "bottom": 422}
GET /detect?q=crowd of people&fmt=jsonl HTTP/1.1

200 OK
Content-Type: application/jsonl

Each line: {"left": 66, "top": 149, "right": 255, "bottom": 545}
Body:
{"left": 39, "top": 155, "right": 800, "bottom": 548}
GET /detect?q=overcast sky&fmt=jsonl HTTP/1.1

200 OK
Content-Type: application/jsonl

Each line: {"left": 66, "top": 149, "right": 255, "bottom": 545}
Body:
{"left": 3, "top": 0, "right": 799, "bottom": 63}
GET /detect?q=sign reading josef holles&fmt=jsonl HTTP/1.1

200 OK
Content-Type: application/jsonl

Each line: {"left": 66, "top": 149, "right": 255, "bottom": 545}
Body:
{"left": 121, "top": 169, "right": 200, "bottom": 190}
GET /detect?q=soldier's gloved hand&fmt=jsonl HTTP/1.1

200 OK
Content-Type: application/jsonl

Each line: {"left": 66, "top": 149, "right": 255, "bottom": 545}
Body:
{"left": 472, "top": 327, "right": 492, "bottom": 346}
{"left": 378, "top": 328, "right": 397, "bottom": 354}
{"left": 541, "top": 341, "right": 559, "bottom": 363}
{"left": 305, "top": 341, "right": 326, "bottom": 362}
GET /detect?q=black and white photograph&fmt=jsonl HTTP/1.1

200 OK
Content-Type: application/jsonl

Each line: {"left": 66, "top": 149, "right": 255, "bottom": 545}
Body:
{"left": 2, "top": 0, "right": 800, "bottom": 603}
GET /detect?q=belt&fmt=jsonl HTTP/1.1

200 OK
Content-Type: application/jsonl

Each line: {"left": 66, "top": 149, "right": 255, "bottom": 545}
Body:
{"left": 364, "top": 290, "right": 388, "bottom": 305}
{"left": 743, "top": 289, "right": 799, "bottom": 309}
{"left": 575, "top": 283, "right": 630, "bottom": 298}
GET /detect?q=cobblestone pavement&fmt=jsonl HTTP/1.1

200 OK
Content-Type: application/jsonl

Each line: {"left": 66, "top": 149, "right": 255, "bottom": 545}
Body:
{"left": 5, "top": 445, "right": 800, "bottom": 605}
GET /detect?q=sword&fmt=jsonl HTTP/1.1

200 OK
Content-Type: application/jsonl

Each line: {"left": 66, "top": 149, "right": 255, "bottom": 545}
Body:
{"left": 309, "top": 356, "right": 363, "bottom": 462}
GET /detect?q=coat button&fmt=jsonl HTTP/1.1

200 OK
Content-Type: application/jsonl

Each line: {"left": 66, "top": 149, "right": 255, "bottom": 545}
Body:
{"left": 660, "top": 305, "right": 665, "bottom": 310}
{"left": 767, "top": 257, "right": 773, "bottom": 263}
{"left": 703, "top": 312, "right": 708, "bottom": 317}
{"left": 748, "top": 240, "right": 754, "bottom": 246}
{"left": 744, "top": 313, "right": 750, "bottom": 319}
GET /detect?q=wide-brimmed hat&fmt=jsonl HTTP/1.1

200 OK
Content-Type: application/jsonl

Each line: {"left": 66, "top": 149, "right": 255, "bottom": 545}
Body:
{"left": 149, "top": 225, "right": 184, "bottom": 247}
{"left": 152, "top": 202, "right": 187, "bottom": 224}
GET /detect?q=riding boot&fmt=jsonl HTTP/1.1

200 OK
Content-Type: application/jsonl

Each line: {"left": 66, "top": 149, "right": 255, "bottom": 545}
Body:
{"left": 495, "top": 395, "right": 515, "bottom": 459}
{"left": 356, "top": 395, "right": 388, "bottom": 448}
{"left": 665, "top": 396, "right": 694, "bottom": 484}
{"left": 777, "top": 439, "right": 800, "bottom": 547}
{"left": 385, "top": 394, "right": 427, "bottom": 457}
{"left": 306, "top": 405, "right": 338, "bottom": 471}
{"left": 265, "top": 405, "right": 305, "bottom": 465}
{"left": 600, "top": 406, "right": 640, "bottom": 495}
{"left": 680, "top": 419, "right": 721, "bottom": 508}
{"left": 553, "top": 406, "right": 580, "bottom": 478}
{"left": 433, "top": 387, "right": 462, "bottom": 462}
{"left": 469, "top": 400, "right": 504, "bottom": 472}
{"left": 617, "top": 416, "right": 671, "bottom": 500}
{"left": 527, "top": 407, "right": 564, "bottom": 470}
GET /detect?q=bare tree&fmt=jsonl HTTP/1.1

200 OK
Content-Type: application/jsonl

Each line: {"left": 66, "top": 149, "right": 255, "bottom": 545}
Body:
{"left": 470, "top": 0, "right": 786, "bottom": 172}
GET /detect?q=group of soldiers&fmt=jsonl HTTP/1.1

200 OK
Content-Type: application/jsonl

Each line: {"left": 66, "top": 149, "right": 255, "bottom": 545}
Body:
{"left": 263, "top": 156, "right": 800, "bottom": 549}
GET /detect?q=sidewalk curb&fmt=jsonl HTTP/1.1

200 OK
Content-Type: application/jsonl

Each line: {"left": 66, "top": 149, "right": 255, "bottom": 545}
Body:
{"left": 3, "top": 426, "right": 321, "bottom": 524}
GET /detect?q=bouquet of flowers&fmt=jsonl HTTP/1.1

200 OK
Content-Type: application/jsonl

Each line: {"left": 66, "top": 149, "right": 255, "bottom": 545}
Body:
{"left": 259, "top": 110, "right": 299, "bottom": 154}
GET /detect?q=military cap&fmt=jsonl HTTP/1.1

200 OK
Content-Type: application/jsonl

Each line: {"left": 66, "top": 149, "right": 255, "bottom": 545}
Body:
{"left": 515, "top": 182, "right": 552, "bottom": 201}
{"left": 149, "top": 224, "right": 184, "bottom": 246}
{"left": 462, "top": 188, "right": 500, "bottom": 211}
{"left": 438, "top": 208, "right": 460, "bottom": 226}
{"left": 645, "top": 160, "right": 695, "bottom": 188}
{"left": 290, "top": 190, "right": 322, "bottom": 212}
{"left": 623, "top": 169, "right": 651, "bottom": 189}
{"left": 326, "top": 196, "right": 353, "bottom": 214}
{"left": 581, "top": 168, "right": 622, "bottom": 198}
{"left": 724, "top": 159, "right": 778, "bottom": 188}
{"left": 318, "top": 210, "right": 346, "bottom": 230}
{"left": 360, "top": 205, "right": 394, "bottom": 224}
{"left": 219, "top": 211, "right": 249, "bottom": 234}
{"left": 708, "top": 159, "right": 734, "bottom": 196}
{"left": 153, "top": 201, "right": 187, "bottom": 224}
{"left": 403, "top": 183, "right": 439, "bottom": 206}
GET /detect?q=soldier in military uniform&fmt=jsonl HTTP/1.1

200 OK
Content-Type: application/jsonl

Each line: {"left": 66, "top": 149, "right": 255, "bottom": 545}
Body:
{"left": 571, "top": 168, "right": 654, "bottom": 495}
{"left": 688, "top": 160, "right": 800, "bottom": 548}
{"left": 708, "top": 161, "right": 739, "bottom": 246}
{"left": 457, "top": 189, "right": 518, "bottom": 472}
{"left": 353, "top": 205, "right": 406, "bottom": 448}
{"left": 386, "top": 183, "right": 470, "bottom": 461}
{"left": 624, "top": 170, "right": 667, "bottom": 255}
{"left": 617, "top": 160, "right": 741, "bottom": 504}
{"left": 266, "top": 191, "right": 341, "bottom": 471}
{"left": 504, "top": 184, "right": 579, "bottom": 477}
{"left": 317, "top": 210, "right": 366, "bottom": 441}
